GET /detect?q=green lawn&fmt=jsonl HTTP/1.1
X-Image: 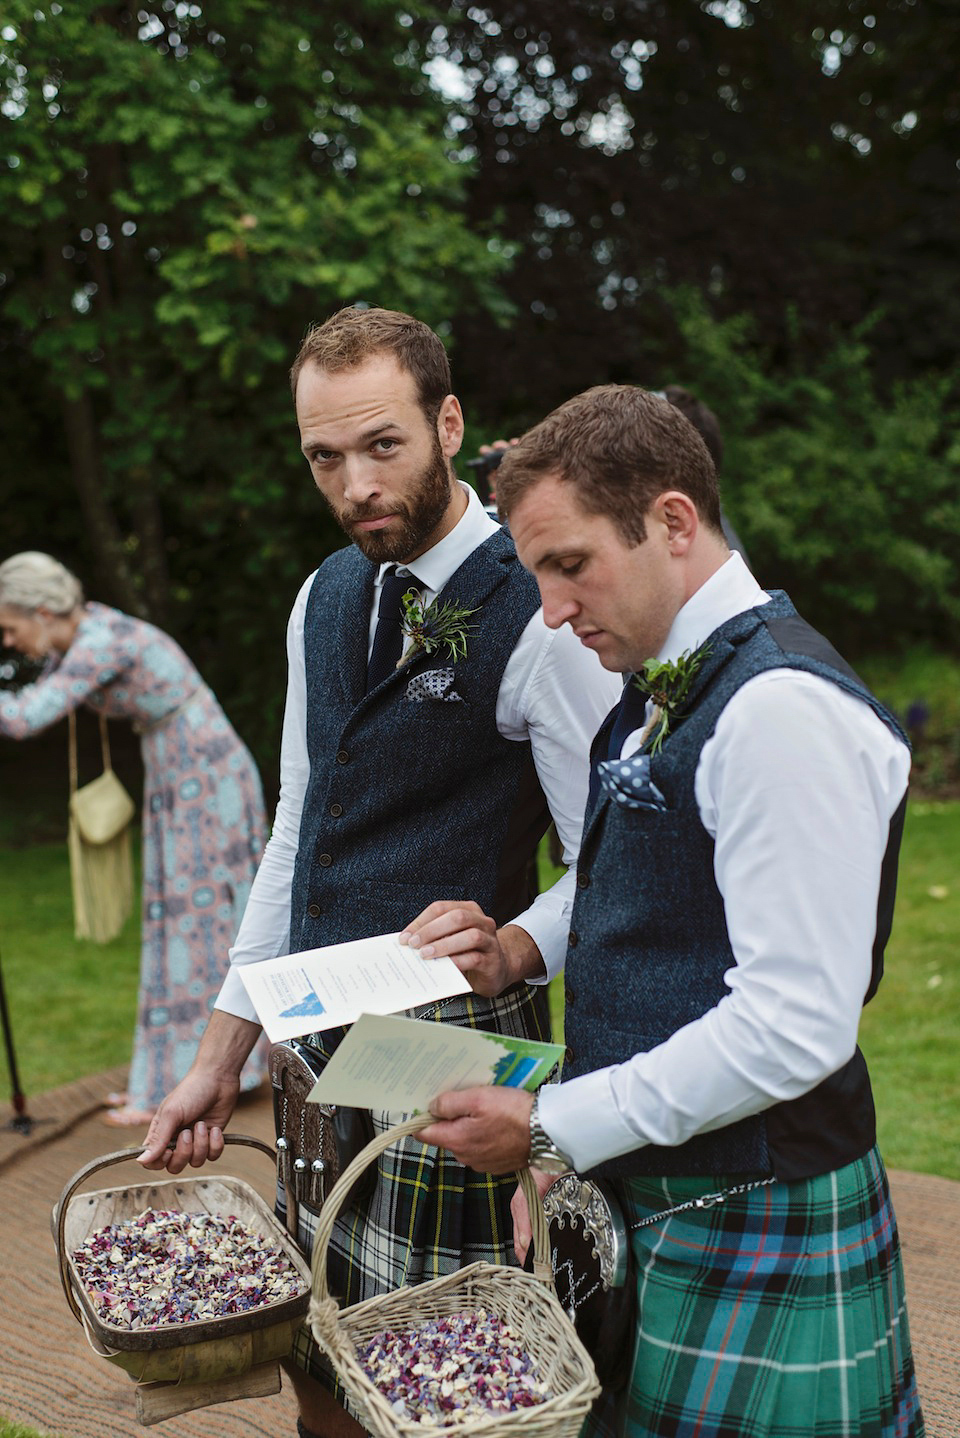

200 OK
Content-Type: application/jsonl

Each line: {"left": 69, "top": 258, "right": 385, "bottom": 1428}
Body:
{"left": 0, "top": 804, "right": 957, "bottom": 1179}
{"left": 859, "top": 801, "right": 960, "bottom": 1178}
{"left": 0, "top": 839, "right": 141, "bottom": 1094}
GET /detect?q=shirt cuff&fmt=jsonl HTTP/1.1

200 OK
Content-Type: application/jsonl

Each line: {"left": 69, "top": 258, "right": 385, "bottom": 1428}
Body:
{"left": 509, "top": 904, "right": 568, "bottom": 985}
{"left": 537, "top": 1067, "right": 647, "bottom": 1173}
{"left": 214, "top": 966, "right": 262, "bottom": 1025}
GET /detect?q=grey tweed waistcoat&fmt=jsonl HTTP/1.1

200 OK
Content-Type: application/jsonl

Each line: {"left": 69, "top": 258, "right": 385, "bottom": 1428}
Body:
{"left": 564, "top": 591, "right": 909, "bottom": 1183}
{"left": 288, "top": 528, "right": 551, "bottom": 1042}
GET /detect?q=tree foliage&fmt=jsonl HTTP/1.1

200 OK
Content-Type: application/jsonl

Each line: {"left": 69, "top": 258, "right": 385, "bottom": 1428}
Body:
{"left": 2, "top": 0, "right": 958, "bottom": 789}
{"left": 665, "top": 290, "right": 960, "bottom": 651}
{"left": 1, "top": 0, "right": 511, "bottom": 775}
{"left": 428, "top": 0, "right": 960, "bottom": 424}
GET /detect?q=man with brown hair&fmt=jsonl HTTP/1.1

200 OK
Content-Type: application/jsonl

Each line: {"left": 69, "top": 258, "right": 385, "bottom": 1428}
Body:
{"left": 140, "top": 309, "right": 620, "bottom": 1438}
{"left": 413, "top": 385, "right": 923, "bottom": 1436}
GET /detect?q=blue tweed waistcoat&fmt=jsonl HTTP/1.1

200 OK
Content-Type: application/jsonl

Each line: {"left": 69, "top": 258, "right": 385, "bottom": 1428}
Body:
{"left": 288, "top": 528, "right": 550, "bottom": 1038}
{"left": 564, "top": 591, "right": 909, "bottom": 1183}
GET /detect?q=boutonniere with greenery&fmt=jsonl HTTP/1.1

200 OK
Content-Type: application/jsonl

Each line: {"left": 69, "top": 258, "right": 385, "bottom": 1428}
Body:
{"left": 397, "top": 589, "right": 478, "bottom": 668}
{"left": 636, "top": 644, "right": 712, "bottom": 754}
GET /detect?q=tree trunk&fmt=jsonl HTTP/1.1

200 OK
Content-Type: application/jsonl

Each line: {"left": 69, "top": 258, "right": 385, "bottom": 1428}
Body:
{"left": 128, "top": 468, "right": 171, "bottom": 624}
{"left": 60, "top": 387, "right": 150, "bottom": 619}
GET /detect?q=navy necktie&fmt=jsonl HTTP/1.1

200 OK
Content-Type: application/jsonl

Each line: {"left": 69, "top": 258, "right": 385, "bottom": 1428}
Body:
{"left": 366, "top": 567, "right": 412, "bottom": 692}
{"left": 607, "top": 675, "right": 651, "bottom": 759}
{"left": 587, "top": 676, "right": 652, "bottom": 812}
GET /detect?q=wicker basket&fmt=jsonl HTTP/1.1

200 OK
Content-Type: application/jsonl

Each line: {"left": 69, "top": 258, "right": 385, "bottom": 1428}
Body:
{"left": 52, "top": 1134, "right": 311, "bottom": 1425}
{"left": 308, "top": 1116, "right": 601, "bottom": 1438}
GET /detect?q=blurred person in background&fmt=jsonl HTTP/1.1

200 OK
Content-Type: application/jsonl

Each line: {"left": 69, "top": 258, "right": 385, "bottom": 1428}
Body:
{"left": 659, "top": 384, "right": 750, "bottom": 563}
{"left": 0, "top": 550, "right": 269, "bottom": 1127}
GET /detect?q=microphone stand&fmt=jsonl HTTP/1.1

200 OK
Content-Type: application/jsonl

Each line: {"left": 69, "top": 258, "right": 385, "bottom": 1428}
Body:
{"left": 0, "top": 937, "right": 33, "bottom": 1135}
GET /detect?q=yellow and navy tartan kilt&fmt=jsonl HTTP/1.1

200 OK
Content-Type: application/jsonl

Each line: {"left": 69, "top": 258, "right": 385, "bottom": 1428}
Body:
{"left": 584, "top": 1145, "right": 923, "bottom": 1438}
{"left": 288, "top": 982, "right": 550, "bottom": 1409}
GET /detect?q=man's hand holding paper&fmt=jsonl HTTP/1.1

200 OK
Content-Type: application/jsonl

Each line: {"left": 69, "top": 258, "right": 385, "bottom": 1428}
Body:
{"left": 399, "top": 899, "right": 547, "bottom": 996}
{"left": 417, "top": 1084, "right": 535, "bottom": 1175}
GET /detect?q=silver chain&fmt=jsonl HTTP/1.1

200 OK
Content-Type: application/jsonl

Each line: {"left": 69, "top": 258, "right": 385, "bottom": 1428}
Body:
{"left": 629, "top": 1175, "right": 776, "bottom": 1230}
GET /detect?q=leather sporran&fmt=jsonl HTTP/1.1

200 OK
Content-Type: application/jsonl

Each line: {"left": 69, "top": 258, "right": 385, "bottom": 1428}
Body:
{"left": 269, "top": 1039, "right": 375, "bottom": 1238}
{"left": 530, "top": 1172, "right": 636, "bottom": 1391}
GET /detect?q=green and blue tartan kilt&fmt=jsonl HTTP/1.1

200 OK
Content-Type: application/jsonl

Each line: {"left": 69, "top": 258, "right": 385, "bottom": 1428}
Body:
{"left": 287, "top": 982, "right": 551, "bottom": 1410}
{"left": 583, "top": 1146, "right": 923, "bottom": 1438}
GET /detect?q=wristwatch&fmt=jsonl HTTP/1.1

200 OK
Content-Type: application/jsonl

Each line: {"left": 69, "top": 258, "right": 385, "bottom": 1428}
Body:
{"left": 528, "top": 1093, "right": 574, "bottom": 1174}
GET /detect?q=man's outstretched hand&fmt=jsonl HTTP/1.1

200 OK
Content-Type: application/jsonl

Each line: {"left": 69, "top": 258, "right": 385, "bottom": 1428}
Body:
{"left": 137, "top": 1069, "right": 239, "bottom": 1174}
{"left": 137, "top": 1009, "right": 262, "bottom": 1173}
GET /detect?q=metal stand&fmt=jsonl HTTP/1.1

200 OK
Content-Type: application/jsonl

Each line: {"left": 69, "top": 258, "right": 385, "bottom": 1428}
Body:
{"left": 0, "top": 938, "right": 33, "bottom": 1135}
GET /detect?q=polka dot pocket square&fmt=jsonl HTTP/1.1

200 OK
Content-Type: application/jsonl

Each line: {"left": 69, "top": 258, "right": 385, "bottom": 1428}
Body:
{"left": 404, "top": 667, "right": 464, "bottom": 703}
{"left": 596, "top": 754, "right": 668, "bottom": 811}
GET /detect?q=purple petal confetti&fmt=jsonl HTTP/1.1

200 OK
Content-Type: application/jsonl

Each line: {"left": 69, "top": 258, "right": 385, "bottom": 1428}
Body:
{"left": 356, "top": 1308, "right": 552, "bottom": 1425}
{"left": 72, "top": 1208, "right": 306, "bottom": 1330}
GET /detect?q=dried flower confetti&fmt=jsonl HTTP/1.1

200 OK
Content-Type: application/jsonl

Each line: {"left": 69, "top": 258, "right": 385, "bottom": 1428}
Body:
{"left": 356, "top": 1308, "right": 552, "bottom": 1425}
{"left": 72, "top": 1208, "right": 306, "bottom": 1331}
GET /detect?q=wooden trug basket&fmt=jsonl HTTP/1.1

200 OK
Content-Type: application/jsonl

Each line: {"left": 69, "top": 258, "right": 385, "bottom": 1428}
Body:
{"left": 308, "top": 1116, "right": 601, "bottom": 1438}
{"left": 52, "top": 1134, "right": 311, "bottom": 1425}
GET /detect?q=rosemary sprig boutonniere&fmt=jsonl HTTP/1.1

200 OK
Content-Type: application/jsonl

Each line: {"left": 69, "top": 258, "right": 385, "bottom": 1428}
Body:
{"left": 636, "top": 644, "right": 711, "bottom": 754}
{"left": 397, "top": 589, "right": 478, "bottom": 668}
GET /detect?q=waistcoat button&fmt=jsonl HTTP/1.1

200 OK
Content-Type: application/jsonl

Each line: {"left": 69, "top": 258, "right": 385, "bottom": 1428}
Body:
{"left": 568, "top": 930, "right": 579, "bottom": 947}
{"left": 318, "top": 853, "right": 333, "bottom": 867}
{"left": 307, "top": 903, "right": 321, "bottom": 918}
{"left": 565, "top": 1045, "right": 575, "bottom": 1063}
{"left": 336, "top": 749, "right": 349, "bottom": 764}
{"left": 576, "top": 872, "right": 590, "bottom": 889}
{"left": 329, "top": 803, "right": 343, "bottom": 817}
{"left": 565, "top": 985, "right": 575, "bottom": 1006}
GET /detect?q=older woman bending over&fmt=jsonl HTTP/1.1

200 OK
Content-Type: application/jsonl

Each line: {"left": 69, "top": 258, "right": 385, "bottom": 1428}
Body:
{"left": 0, "top": 551, "right": 269, "bottom": 1127}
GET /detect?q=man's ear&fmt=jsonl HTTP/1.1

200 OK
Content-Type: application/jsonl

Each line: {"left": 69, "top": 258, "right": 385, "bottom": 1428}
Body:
{"left": 437, "top": 394, "right": 465, "bottom": 459}
{"left": 654, "top": 491, "right": 699, "bottom": 553}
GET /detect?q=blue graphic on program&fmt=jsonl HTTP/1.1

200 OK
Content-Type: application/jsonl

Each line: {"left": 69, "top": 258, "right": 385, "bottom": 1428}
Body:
{"left": 279, "top": 987, "right": 326, "bottom": 1020}
{"left": 492, "top": 1053, "right": 538, "bottom": 1088}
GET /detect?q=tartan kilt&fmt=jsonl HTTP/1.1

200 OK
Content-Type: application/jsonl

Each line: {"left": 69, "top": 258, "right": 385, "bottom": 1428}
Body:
{"left": 287, "top": 981, "right": 551, "bottom": 1410}
{"left": 583, "top": 1146, "right": 924, "bottom": 1438}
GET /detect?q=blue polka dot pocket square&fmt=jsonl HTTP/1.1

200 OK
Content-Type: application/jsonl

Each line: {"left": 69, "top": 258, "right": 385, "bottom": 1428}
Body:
{"left": 596, "top": 754, "right": 668, "bottom": 811}
{"left": 404, "top": 667, "right": 464, "bottom": 703}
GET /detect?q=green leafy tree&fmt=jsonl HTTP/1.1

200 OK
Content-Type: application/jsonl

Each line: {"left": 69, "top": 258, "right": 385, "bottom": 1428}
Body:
{"left": 1, "top": 0, "right": 511, "bottom": 772}
{"left": 664, "top": 289, "right": 960, "bottom": 653}
{"left": 426, "top": 0, "right": 960, "bottom": 424}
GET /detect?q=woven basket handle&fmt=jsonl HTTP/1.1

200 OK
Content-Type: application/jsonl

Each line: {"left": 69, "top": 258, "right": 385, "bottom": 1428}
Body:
{"left": 53, "top": 1133, "right": 276, "bottom": 1325}
{"left": 310, "top": 1116, "right": 554, "bottom": 1310}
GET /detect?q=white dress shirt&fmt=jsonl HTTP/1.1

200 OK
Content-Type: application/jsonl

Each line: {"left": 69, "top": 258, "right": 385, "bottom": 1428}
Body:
{"left": 540, "top": 552, "right": 911, "bottom": 1173}
{"left": 217, "top": 483, "right": 622, "bottom": 1020}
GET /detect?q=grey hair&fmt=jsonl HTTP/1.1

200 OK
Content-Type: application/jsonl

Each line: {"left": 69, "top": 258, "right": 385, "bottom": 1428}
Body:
{"left": 0, "top": 552, "right": 85, "bottom": 615}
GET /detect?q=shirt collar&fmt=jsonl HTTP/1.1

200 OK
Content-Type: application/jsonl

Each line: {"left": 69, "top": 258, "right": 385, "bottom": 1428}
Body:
{"left": 658, "top": 551, "right": 769, "bottom": 664}
{"left": 376, "top": 482, "right": 499, "bottom": 593}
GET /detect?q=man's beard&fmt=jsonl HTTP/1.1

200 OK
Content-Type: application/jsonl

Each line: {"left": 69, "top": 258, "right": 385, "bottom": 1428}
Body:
{"left": 329, "top": 435, "right": 454, "bottom": 564}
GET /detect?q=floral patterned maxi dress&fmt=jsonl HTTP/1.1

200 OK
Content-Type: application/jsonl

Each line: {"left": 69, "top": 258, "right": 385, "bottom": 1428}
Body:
{"left": 0, "top": 603, "right": 269, "bottom": 1107}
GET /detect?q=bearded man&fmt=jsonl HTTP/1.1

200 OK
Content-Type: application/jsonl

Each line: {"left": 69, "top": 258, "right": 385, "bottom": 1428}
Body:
{"left": 139, "top": 307, "right": 621, "bottom": 1438}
